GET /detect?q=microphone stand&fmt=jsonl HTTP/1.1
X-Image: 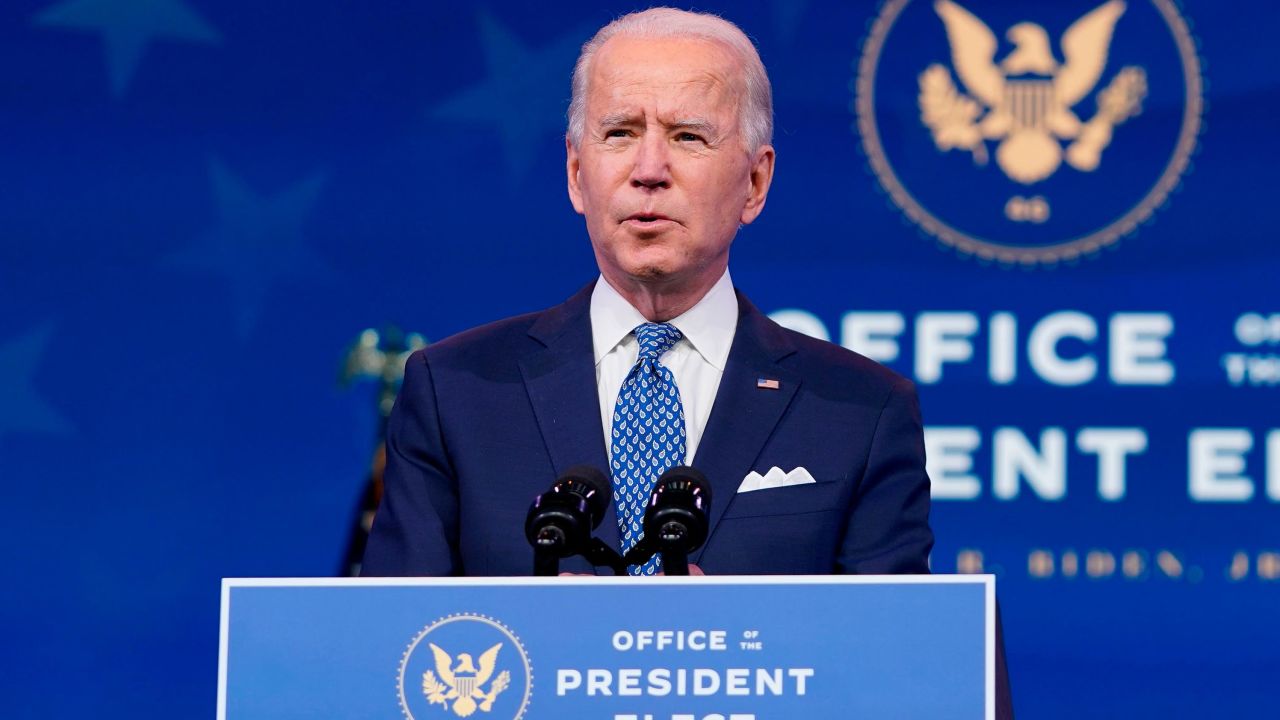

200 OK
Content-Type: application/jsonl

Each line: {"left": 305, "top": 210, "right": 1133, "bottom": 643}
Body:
{"left": 620, "top": 523, "right": 694, "bottom": 577}
{"left": 532, "top": 529, "right": 627, "bottom": 576}
{"left": 654, "top": 520, "right": 692, "bottom": 575}
{"left": 584, "top": 539, "right": 629, "bottom": 576}
{"left": 531, "top": 526, "right": 567, "bottom": 577}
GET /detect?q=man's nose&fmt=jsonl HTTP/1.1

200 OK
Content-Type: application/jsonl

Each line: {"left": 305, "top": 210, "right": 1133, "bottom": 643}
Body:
{"left": 630, "top": 132, "right": 671, "bottom": 190}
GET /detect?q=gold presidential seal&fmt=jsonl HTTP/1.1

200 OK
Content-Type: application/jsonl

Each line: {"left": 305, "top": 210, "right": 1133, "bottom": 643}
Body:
{"left": 855, "top": 0, "right": 1204, "bottom": 264}
{"left": 398, "top": 614, "right": 532, "bottom": 720}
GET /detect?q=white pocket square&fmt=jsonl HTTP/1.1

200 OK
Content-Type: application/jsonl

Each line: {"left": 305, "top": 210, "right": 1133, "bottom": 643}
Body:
{"left": 737, "top": 466, "right": 816, "bottom": 493}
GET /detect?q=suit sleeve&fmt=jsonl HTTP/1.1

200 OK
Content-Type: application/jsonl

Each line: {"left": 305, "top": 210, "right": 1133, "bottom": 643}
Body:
{"left": 837, "top": 377, "right": 934, "bottom": 574}
{"left": 361, "top": 349, "right": 461, "bottom": 576}
{"left": 836, "top": 377, "right": 1014, "bottom": 717}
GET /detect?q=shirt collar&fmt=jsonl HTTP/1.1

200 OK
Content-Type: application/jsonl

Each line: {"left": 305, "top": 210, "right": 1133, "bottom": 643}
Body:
{"left": 590, "top": 270, "right": 738, "bottom": 371}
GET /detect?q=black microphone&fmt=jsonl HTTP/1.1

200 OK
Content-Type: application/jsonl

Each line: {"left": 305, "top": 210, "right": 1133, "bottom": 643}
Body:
{"left": 525, "top": 465, "right": 622, "bottom": 575}
{"left": 623, "top": 466, "right": 713, "bottom": 576}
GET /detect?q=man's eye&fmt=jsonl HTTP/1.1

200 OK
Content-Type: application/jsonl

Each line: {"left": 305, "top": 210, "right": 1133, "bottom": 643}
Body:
{"left": 676, "top": 132, "right": 704, "bottom": 143}
{"left": 605, "top": 129, "right": 630, "bottom": 138}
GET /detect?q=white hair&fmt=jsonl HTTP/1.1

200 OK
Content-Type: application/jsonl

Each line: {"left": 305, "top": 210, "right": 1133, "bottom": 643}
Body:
{"left": 566, "top": 7, "right": 773, "bottom": 153}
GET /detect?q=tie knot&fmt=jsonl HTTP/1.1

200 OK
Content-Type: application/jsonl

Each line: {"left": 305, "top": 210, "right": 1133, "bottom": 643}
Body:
{"left": 634, "top": 323, "right": 682, "bottom": 360}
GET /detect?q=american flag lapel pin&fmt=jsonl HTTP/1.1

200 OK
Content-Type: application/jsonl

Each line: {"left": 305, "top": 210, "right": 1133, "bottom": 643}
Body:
{"left": 756, "top": 377, "right": 780, "bottom": 390}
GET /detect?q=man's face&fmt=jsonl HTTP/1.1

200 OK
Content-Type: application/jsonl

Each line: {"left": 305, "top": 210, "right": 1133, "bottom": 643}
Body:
{"left": 567, "top": 35, "right": 774, "bottom": 294}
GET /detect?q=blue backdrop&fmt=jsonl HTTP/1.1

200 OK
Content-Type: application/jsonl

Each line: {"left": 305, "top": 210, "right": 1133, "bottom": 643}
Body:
{"left": 1, "top": 1, "right": 1276, "bottom": 717}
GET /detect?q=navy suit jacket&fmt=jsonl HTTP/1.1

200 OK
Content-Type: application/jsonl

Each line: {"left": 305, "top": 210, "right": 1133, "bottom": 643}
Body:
{"left": 363, "top": 282, "right": 932, "bottom": 576}
{"left": 362, "top": 282, "right": 1013, "bottom": 716}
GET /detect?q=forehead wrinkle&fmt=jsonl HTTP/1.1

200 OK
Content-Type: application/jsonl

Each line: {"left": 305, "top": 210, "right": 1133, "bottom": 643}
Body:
{"left": 592, "top": 46, "right": 738, "bottom": 99}
{"left": 586, "top": 38, "right": 748, "bottom": 140}
{"left": 597, "top": 77, "right": 738, "bottom": 123}
{"left": 605, "top": 70, "right": 733, "bottom": 100}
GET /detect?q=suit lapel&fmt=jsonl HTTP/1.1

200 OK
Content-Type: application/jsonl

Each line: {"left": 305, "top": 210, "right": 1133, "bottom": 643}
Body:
{"left": 518, "top": 285, "right": 800, "bottom": 571}
{"left": 691, "top": 292, "right": 800, "bottom": 564}
{"left": 518, "top": 283, "right": 620, "bottom": 558}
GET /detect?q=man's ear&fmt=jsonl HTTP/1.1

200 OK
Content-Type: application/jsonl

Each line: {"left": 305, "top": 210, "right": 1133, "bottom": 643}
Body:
{"left": 566, "top": 135, "right": 585, "bottom": 215}
{"left": 739, "top": 144, "right": 776, "bottom": 226}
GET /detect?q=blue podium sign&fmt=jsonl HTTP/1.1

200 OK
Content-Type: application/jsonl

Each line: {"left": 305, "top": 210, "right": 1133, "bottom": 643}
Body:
{"left": 218, "top": 576, "right": 994, "bottom": 720}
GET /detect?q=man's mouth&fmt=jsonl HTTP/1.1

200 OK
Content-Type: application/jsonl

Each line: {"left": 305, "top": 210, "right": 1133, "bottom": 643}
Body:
{"left": 625, "top": 213, "right": 673, "bottom": 224}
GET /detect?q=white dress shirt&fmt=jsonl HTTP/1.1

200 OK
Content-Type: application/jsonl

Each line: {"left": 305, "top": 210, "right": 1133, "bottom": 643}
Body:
{"left": 590, "top": 270, "right": 738, "bottom": 463}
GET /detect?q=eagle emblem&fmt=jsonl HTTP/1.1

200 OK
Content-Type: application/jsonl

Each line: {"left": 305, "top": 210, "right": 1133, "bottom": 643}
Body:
{"left": 421, "top": 642, "right": 510, "bottom": 717}
{"left": 920, "top": 0, "right": 1148, "bottom": 184}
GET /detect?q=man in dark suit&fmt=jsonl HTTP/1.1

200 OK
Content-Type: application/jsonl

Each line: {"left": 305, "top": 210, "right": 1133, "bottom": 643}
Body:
{"left": 363, "top": 6, "right": 931, "bottom": 578}
{"left": 365, "top": 8, "right": 1012, "bottom": 714}
{"left": 361, "top": 278, "right": 931, "bottom": 576}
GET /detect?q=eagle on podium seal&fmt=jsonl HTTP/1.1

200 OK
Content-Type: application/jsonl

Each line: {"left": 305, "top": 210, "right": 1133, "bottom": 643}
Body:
{"left": 398, "top": 614, "right": 532, "bottom": 720}
{"left": 855, "top": 0, "right": 1203, "bottom": 264}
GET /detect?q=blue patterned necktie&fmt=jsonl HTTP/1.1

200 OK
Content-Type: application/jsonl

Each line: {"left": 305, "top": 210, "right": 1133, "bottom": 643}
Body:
{"left": 610, "top": 322, "right": 688, "bottom": 575}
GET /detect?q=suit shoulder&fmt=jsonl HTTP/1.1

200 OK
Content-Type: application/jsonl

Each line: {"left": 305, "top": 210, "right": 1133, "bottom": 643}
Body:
{"left": 417, "top": 282, "right": 595, "bottom": 370}
{"left": 417, "top": 310, "right": 544, "bottom": 369}
{"left": 778, "top": 325, "right": 913, "bottom": 396}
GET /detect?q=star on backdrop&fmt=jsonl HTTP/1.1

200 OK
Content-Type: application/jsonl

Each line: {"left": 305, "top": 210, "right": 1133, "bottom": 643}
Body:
{"left": 166, "top": 160, "right": 331, "bottom": 338}
{"left": 429, "top": 11, "right": 589, "bottom": 183}
{"left": 0, "top": 324, "right": 73, "bottom": 439}
{"left": 33, "top": 0, "right": 221, "bottom": 97}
